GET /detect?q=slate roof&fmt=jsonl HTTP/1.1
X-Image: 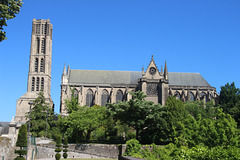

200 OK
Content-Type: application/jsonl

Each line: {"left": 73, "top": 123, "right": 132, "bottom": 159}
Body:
{"left": 68, "top": 70, "right": 212, "bottom": 87}
{"left": 69, "top": 70, "right": 142, "bottom": 85}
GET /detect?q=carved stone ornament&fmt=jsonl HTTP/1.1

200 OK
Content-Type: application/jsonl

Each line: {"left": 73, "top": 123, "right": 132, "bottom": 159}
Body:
{"left": 147, "top": 83, "right": 158, "bottom": 96}
{"left": 149, "top": 67, "right": 156, "bottom": 75}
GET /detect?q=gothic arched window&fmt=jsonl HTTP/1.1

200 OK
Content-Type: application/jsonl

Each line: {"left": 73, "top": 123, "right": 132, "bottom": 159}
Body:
{"left": 174, "top": 91, "right": 181, "bottom": 100}
{"left": 40, "top": 58, "right": 45, "bottom": 72}
{"left": 36, "top": 77, "right": 40, "bottom": 91}
{"left": 36, "top": 37, "right": 40, "bottom": 54}
{"left": 41, "top": 78, "right": 44, "bottom": 91}
{"left": 31, "top": 77, "right": 35, "bottom": 91}
{"left": 190, "top": 92, "right": 195, "bottom": 101}
{"left": 200, "top": 92, "right": 207, "bottom": 103}
{"left": 86, "top": 89, "right": 94, "bottom": 107}
{"left": 73, "top": 89, "right": 78, "bottom": 98}
{"left": 101, "top": 89, "right": 109, "bottom": 106}
{"left": 41, "top": 38, "right": 45, "bottom": 54}
{"left": 116, "top": 90, "right": 123, "bottom": 104}
{"left": 35, "top": 58, "right": 38, "bottom": 72}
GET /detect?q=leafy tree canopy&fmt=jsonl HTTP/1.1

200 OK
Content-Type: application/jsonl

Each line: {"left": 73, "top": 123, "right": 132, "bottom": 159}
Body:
{"left": 59, "top": 105, "right": 107, "bottom": 143}
{"left": 108, "top": 91, "right": 166, "bottom": 143}
{"left": 0, "top": 0, "right": 23, "bottom": 42}
{"left": 26, "top": 92, "right": 56, "bottom": 137}
{"left": 219, "top": 82, "right": 240, "bottom": 127}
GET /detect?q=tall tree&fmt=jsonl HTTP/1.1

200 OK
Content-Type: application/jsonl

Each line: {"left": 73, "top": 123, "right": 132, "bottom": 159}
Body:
{"left": 108, "top": 91, "right": 166, "bottom": 142}
{"left": 219, "top": 82, "right": 240, "bottom": 126}
{"left": 0, "top": 0, "right": 23, "bottom": 42}
{"left": 26, "top": 92, "right": 55, "bottom": 137}
{"left": 15, "top": 124, "right": 27, "bottom": 160}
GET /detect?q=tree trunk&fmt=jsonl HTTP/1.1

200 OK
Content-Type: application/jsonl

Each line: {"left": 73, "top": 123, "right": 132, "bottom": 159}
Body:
{"left": 86, "top": 130, "right": 92, "bottom": 142}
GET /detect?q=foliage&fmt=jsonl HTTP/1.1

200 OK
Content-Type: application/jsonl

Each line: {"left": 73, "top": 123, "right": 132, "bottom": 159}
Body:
{"left": 0, "top": 0, "right": 23, "bottom": 42}
{"left": 158, "top": 96, "right": 188, "bottom": 143}
{"left": 63, "top": 135, "right": 68, "bottom": 159}
{"left": 65, "top": 87, "right": 80, "bottom": 113}
{"left": 219, "top": 82, "right": 240, "bottom": 127}
{"left": 58, "top": 105, "right": 107, "bottom": 143}
{"left": 124, "top": 139, "right": 142, "bottom": 156}
{"left": 185, "top": 100, "right": 216, "bottom": 120}
{"left": 108, "top": 91, "right": 166, "bottom": 143}
{"left": 55, "top": 153, "right": 61, "bottom": 160}
{"left": 124, "top": 142, "right": 240, "bottom": 160}
{"left": 15, "top": 124, "right": 27, "bottom": 159}
{"left": 26, "top": 92, "right": 57, "bottom": 138}
{"left": 55, "top": 134, "right": 62, "bottom": 160}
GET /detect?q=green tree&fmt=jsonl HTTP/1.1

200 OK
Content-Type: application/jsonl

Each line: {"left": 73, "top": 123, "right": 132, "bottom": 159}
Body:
{"left": 15, "top": 124, "right": 27, "bottom": 160}
{"left": 55, "top": 134, "right": 62, "bottom": 160}
{"left": 65, "top": 87, "right": 80, "bottom": 114}
{"left": 63, "top": 135, "right": 68, "bottom": 159}
{"left": 0, "top": 0, "right": 23, "bottom": 42}
{"left": 59, "top": 105, "right": 107, "bottom": 143}
{"left": 185, "top": 100, "right": 216, "bottom": 120}
{"left": 26, "top": 92, "right": 55, "bottom": 137}
{"left": 219, "top": 82, "right": 240, "bottom": 126}
{"left": 161, "top": 96, "right": 189, "bottom": 143}
{"left": 108, "top": 91, "right": 166, "bottom": 142}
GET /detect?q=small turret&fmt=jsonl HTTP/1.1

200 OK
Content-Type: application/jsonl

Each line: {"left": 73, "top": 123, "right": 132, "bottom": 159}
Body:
{"left": 142, "top": 65, "right": 145, "bottom": 76}
{"left": 164, "top": 61, "right": 168, "bottom": 80}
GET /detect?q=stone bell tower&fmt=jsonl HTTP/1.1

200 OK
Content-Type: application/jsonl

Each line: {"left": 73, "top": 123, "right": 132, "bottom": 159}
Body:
{"left": 15, "top": 19, "right": 53, "bottom": 123}
{"left": 139, "top": 56, "right": 169, "bottom": 105}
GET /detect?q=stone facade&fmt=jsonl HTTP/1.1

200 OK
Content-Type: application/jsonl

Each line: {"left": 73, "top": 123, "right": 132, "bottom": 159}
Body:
{"left": 60, "top": 56, "right": 217, "bottom": 115}
{"left": 15, "top": 19, "right": 53, "bottom": 123}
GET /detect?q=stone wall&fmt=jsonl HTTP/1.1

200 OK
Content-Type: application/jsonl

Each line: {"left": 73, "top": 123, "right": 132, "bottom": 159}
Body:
{"left": 0, "top": 122, "right": 10, "bottom": 136}
{"left": 38, "top": 143, "right": 126, "bottom": 159}
{"left": 0, "top": 137, "right": 12, "bottom": 160}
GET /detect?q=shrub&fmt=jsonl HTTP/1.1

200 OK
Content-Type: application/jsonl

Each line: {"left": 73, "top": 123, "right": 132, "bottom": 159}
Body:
{"left": 63, "top": 152, "right": 68, "bottom": 159}
{"left": 124, "top": 139, "right": 141, "bottom": 156}
{"left": 55, "top": 153, "right": 61, "bottom": 160}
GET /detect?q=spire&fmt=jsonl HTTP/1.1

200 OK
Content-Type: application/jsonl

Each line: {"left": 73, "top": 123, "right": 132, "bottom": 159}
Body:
{"left": 161, "top": 66, "right": 163, "bottom": 76}
{"left": 142, "top": 65, "right": 145, "bottom": 76}
{"left": 63, "top": 64, "right": 66, "bottom": 75}
{"left": 67, "top": 65, "right": 70, "bottom": 75}
{"left": 164, "top": 60, "right": 168, "bottom": 80}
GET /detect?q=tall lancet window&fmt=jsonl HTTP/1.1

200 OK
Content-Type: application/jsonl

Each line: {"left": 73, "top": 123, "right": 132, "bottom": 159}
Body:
{"left": 116, "top": 90, "right": 123, "bottom": 104}
{"left": 36, "top": 24, "right": 40, "bottom": 34}
{"left": 174, "top": 91, "right": 181, "bottom": 100}
{"left": 86, "top": 89, "right": 94, "bottom": 107}
{"left": 36, "top": 37, "right": 40, "bottom": 54}
{"left": 41, "top": 78, "right": 44, "bottom": 91}
{"left": 101, "top": 89, "right": 109, "bottom": 106}
{"left": 190, "top": 92, "right": 195, "bottom": 101}
{"left": 40, "top": 58, "right": 45, "bottom": 72}
{"left": 31, "top": 77, "right": 35, "bottom": 91}
{"left": 35, "top": 58, "right": 38, "bottom": 72}
{"left": 36, "top": 77, "right": 40, "bottom": 91}
{"left": 41, "top": 38, "right": 45, "bottom": 54}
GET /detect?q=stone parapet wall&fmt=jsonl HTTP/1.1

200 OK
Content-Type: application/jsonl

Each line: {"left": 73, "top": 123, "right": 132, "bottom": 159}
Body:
{"left": 38, "top": 143, "right": 126, "bottom": 159}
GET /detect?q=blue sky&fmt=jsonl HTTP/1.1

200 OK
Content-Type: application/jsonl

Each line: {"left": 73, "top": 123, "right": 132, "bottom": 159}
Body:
{"left": 0, "top": 0, "right": 240, "bottom": 122}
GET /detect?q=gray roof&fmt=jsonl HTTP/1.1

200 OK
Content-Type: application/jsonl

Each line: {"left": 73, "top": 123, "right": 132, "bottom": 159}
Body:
{"left": 68, "top": 70, "right": 211, "bottom": 87}
{"left": 69, "top": 70, "right": 142, "bottom": 85}
{"left": 168, "top": 72, "right": 211, "bottom": 87}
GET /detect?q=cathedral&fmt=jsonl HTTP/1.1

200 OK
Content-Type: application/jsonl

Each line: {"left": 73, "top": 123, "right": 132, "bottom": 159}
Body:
{"left": 15, "top": 19, "right": 218, "bottom": 121}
